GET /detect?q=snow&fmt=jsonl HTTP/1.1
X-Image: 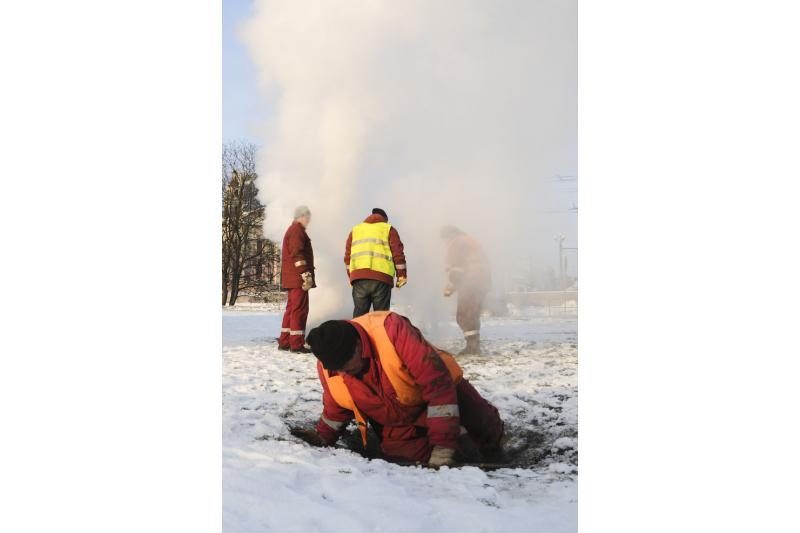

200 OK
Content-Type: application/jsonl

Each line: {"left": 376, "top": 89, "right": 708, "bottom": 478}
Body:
{"left": 223, "top": 306, "right": 578, "bottom": 532}
{"left": 553, "top": 437, "right": 578, "bottom": 450}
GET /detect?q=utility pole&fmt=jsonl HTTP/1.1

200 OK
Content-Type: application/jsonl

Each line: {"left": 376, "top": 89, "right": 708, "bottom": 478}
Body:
{"left": 554, "top": 233, "right": 577, "bottom": 290}
{"left": 555, "top": 234, "right": 565, "bottom": 289}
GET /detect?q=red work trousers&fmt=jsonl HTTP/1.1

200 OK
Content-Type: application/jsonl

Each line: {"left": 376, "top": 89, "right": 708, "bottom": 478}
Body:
{"left": 456, "top": 287, "right": 487, "bottom": 339}
{"left": 379, "top": 379, "right": 504, "bottom": 463}
{"left": 279, "top": 288, "right": 309, "bottom": 350}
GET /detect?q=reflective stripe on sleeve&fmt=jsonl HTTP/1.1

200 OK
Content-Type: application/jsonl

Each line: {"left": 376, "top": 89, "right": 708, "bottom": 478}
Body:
{"left": 463, "top": 330, "right": 479, "bottom": 337}
{"left": 395, "top": 264, "right": 406, "bottom": 269}
{"left": 427, "top": 404, "right": 460, "bottom": 418}
{"left": 321, "top": 416, "right": 345, "bottom": 431}
{"left": 280, "top": 328, "right": 291, "bottom": 333}
{"left": 290, "top": 330, "right": 304, "bottom": 335}
{"left": 294, "top": 260, "right": 307, "bottom": 267}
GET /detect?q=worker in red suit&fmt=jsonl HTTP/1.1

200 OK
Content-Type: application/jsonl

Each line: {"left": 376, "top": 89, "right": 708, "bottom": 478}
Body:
{"left": 295, "top": 311, "right": 505, "bottom": 466}
{"left": 441, "top": 226, "right": 491, "bottom": 355}
{"left": 278, "top": 206, "right": 315, "bottom": 353}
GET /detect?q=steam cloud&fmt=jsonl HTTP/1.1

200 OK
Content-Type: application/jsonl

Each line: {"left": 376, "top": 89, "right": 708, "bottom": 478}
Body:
{"left": 241, "top": 0, "right": 577, "bottom": 326}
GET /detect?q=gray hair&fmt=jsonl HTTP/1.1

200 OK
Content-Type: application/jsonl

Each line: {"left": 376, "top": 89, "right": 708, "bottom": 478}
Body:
{"left": 294, "top": 205, "right": 311, "bottom": 219}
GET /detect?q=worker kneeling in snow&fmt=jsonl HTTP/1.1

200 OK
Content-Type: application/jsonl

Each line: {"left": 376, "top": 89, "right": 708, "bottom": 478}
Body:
{"left": 301, "top": 311, "right": 505, "bottom": 467}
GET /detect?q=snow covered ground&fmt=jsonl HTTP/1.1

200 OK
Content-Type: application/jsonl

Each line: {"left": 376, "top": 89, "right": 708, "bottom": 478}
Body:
{"left": 222, "top": 306, "right": 577, "bottom": 532}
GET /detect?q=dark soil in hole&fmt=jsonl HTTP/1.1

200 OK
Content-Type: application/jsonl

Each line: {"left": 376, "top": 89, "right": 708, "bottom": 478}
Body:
{"left": 337, "top": 424, "right": 567, "bottom": 470}
{"left": 502, "top": 427, "right": 550, "bottom": 467}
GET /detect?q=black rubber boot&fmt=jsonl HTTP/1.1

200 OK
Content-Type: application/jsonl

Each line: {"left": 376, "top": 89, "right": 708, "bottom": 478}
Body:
{"left": 458, "top": 335, "right": 481, "bottom": 355}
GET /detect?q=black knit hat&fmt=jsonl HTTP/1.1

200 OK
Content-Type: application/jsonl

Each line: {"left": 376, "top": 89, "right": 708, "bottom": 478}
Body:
{"left": 306, "top": 320, "right": 359, "bottom": 370}
{"left": 371, "top": 208, "right": 388, "bottom": 220}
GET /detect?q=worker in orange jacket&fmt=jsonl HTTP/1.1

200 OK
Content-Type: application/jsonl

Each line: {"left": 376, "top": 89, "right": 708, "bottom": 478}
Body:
{"left": 294, "top": 311, "right": 504, "bottom": 466}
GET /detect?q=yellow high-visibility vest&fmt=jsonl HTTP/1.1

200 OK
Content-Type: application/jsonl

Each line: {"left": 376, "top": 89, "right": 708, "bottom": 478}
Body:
{"left": 349, "top": 222, "right": 396, "bottom": 277}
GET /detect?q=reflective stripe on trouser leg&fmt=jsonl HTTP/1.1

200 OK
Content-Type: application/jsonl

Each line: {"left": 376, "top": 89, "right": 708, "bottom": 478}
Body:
{"left": 288, "top": 288, "right": 309, "bottom": 349}
{"left": 463, "top": 330, "right": 479, "bottom": 338}
{"left": 321, "top": 416, "right": 345, "bottom": 431}
{"left": 279, "top": 300, "right": 292, "bottom": 345}
{"left": 427, "top": 404, "right": 460, "bottom": 418}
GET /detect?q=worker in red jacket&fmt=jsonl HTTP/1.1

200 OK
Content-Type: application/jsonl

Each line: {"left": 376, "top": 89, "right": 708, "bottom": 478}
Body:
{"left": 441, "top": 226, "right": 491, "bottom": 354}
{"left": 344, "top": 208, "right": 407, "bottom": 317}
{"left": 278, "top": 206, "right": 315, "bottom": 353}
{"left": 297, "top": 311, "right": 505, "bottom": 466}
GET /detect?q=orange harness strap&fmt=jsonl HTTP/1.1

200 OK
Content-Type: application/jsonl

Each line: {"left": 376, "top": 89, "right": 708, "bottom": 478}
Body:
{"left": 323, "top": 369, "right": 369, "bottom": 446}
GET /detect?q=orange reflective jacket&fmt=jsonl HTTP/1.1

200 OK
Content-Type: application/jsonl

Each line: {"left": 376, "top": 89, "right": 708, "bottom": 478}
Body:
{"left": 321, "top": 311, "right": 463, "bottom": 445}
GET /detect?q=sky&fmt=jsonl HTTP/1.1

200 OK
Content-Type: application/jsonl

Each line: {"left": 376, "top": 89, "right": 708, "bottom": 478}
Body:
{"left": 223, "top": 0, "right": 263, "bottom": 144}
{"left": 224, "top": 0, "right": 578, "bottom": 288}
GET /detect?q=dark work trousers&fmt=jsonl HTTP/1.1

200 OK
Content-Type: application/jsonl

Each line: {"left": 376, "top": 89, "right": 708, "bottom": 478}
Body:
{"left": 352, "top": 279, "right": 392, "bottom": 318}
{"left": 279, "top": 288, "right": 309, "bottom": 350}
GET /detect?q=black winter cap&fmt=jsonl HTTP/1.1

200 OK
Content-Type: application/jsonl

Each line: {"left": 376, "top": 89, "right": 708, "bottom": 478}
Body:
{"left": 306, "top": 320, "right": 359, "bottom": 370}
{"left": 371, "top": 208, "right": 388, "bottom": 220}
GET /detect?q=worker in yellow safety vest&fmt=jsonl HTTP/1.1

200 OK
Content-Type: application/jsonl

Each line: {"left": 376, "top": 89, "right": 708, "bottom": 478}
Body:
{"left": 344, "top": 208, "right": 407, "bottom": 317}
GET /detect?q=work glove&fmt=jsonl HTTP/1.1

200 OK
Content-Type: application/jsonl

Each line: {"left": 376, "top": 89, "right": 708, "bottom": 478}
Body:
{"left": 428, "top": 446, "right": 456, "bottom": 467}
{"left": 396, "top": 276, "right": 407, "bottom": 288}
{"left": 443, "top": 283, "right": 455, "bottom": 297}
{"left": 290, "top": 426, "right": 327, "bottom": 447}
{"left": 301, "top": 272, "right": 313, "bottom": 291}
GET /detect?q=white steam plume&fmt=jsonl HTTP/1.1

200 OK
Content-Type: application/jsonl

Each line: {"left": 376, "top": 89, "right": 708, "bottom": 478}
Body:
{"left": 242, "top": 0, "right": 577, "bottom": 327}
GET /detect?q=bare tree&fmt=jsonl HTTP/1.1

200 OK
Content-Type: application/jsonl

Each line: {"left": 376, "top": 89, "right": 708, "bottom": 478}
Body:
{"left": 235, "top": 237, "right": 281, "bottom": 298}
{"left": 222, "top": 141, "right": 278, "bottom": 305}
